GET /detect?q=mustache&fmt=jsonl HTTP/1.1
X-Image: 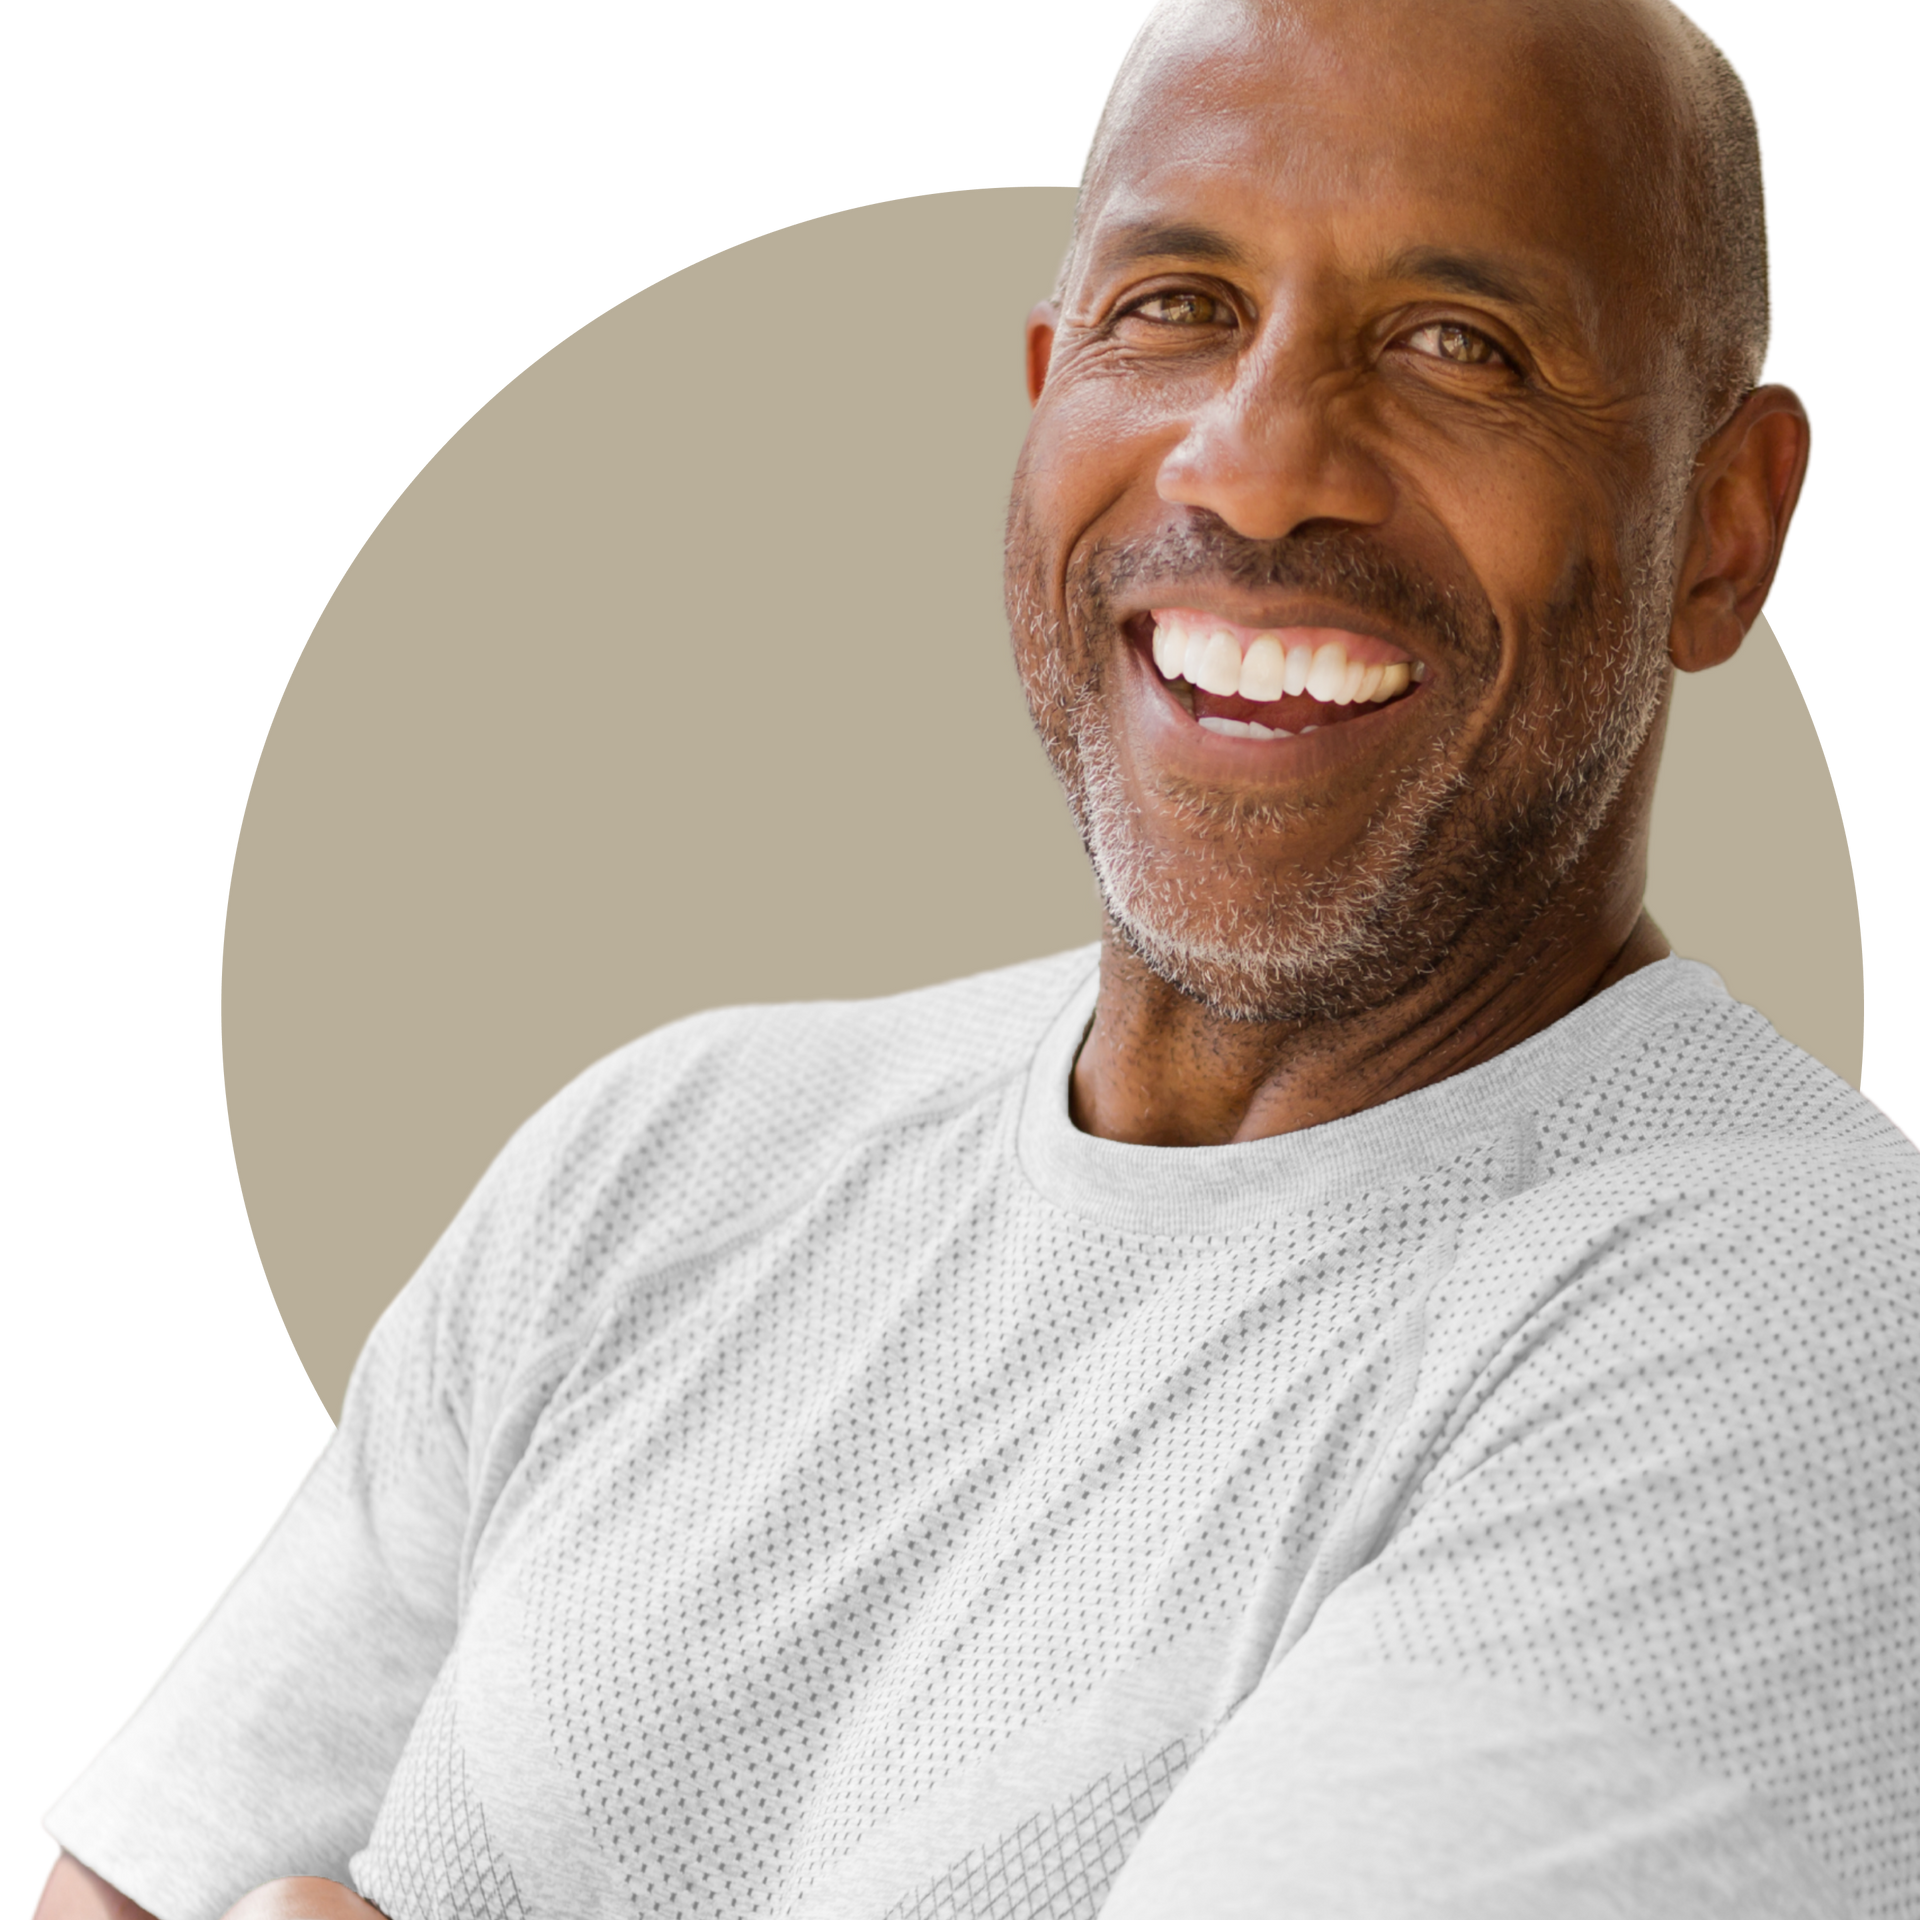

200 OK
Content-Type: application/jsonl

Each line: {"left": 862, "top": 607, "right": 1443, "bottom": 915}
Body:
{"left": 1077, "top": 514, "right": 1497, "bottom": 661}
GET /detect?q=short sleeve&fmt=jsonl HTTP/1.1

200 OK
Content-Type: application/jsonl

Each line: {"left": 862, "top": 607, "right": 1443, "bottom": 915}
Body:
{"left": 1111, "top": 1162, "right": 1920, "bottom": 1917}
{"left": 1101, "top": 1629, "right": 1855, "bottom": 1919}
{"left": 44, "top": 1087, "right": 580, "bottom": 1920}
{"left": 1359, "top": 1171, "right": 1920, "bottom": 1903}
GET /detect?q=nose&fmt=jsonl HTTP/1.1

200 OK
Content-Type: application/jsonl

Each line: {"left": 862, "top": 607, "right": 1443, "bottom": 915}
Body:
{"left": 1156, "top": 350, "right": 1393, "bottom": 541}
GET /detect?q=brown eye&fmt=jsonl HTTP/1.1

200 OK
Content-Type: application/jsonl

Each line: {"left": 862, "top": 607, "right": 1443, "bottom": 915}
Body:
{"left": 1405, "top": 320, "right": 1505, "bottom": 367}
{"left": 1127, "top": 290, "right": 1232, "bottom": 327}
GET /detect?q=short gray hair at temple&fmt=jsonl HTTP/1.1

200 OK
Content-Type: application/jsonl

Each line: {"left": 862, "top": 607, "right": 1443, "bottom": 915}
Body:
{"left": 1053, "top": 0, "right": 1769, "bottom": 439}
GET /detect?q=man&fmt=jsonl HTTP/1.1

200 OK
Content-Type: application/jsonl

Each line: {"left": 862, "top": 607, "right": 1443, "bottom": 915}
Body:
{"left": 36, "top": 0, "right": 1918, "bottom": 1912}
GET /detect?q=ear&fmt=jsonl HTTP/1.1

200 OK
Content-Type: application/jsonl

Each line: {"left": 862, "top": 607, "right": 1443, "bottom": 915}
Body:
{"left": 1668, "top": 384, "right": 1811, "bottom": 673}
{"left": 1026, "top": 301, "right": 1059, "bottom": 407}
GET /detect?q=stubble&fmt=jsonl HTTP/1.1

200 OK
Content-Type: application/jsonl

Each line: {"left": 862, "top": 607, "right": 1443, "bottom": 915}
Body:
{"left": 1004, "top": 505, "right": 1673, "bottom": 1025}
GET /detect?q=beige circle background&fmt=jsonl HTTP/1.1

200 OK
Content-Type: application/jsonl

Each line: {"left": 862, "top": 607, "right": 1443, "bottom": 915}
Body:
{"left": 223, "top": 188, "right": 1863, "bottom": 1419}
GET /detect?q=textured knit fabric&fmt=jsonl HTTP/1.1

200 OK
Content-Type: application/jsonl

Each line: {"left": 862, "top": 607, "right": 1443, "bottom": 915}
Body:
{"left": 47, "top": 948, "right": 1920, "bottom": 1919}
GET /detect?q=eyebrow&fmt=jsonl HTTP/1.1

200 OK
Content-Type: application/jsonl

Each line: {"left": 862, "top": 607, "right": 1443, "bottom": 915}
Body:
{"left": 1376, "top": 245, "right": 1551, "bottom": 315}
{"left": 1089, "top": 217, "right": 1254, "bottom": 273}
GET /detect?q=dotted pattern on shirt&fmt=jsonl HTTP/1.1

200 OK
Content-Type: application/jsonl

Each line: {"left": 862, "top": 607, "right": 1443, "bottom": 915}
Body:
{"left": 341, "top": 956, "right": 1102, "bottom": 1605}
{"left": 1359, "top": 994, "right": 1920, "bottom": 1917}
{"left": 337, "top": 956, "right": 1920, "bottom": 1919}
{"left": 509, "top": 1094, "right": 1479, "bottom": 1914}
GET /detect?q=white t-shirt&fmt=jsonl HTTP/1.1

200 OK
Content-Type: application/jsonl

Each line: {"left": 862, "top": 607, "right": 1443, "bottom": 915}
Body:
{"left": 49, "top": 950, "right": 1920, "bottom": 1918}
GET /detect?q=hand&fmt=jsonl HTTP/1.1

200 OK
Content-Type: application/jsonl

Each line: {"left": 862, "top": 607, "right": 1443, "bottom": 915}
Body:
{"left": 220, "top": 1883, "right": 387, "bottom": 1920}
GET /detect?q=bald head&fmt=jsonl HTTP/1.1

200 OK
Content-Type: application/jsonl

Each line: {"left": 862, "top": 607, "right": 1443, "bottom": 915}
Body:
{"left": 1068, "top": 0, "right": 1766, "bottom": 434}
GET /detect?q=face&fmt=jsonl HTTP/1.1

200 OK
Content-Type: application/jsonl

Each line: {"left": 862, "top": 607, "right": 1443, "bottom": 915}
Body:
{"left": 1007, "top": 0, "right": 1692, "bottom": 1023}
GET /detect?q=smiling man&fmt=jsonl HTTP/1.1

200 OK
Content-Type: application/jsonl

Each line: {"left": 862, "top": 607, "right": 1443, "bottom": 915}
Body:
{"left": 37, "top": 0, "right": 1920, "bottom": 1917}
{"left": 1009, "top": 0, "right": 1786, "bottom": 1146}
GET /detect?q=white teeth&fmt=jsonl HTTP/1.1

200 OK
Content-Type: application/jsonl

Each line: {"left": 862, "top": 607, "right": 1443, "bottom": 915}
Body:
{"left": 1153, "top": 614, "right": 1415, "bottom": 711}
{"left": 1191, "top": 630, "right": 1242, "bottom": 695}
{"left": 1199, "top": 715, "right": 1295, "bottom": 740}
{"left": 1238, "top": 634, "right": 1289, "bottom": 702}
{"left": 1305, "top": 644, "right": 1349, "bottom": 703}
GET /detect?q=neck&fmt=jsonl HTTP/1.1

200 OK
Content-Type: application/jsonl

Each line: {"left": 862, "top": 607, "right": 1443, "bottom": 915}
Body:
{"left": 1069, "top": 899, "right": 1669, "bottom": 1148}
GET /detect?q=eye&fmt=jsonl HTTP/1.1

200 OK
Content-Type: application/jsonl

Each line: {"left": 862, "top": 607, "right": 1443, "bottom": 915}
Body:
{"left": 1120, "top": 289, "right": 1236, "bottom": 328}
{"left": 1402, "top": 320, "right": 1509, "bottom": 368}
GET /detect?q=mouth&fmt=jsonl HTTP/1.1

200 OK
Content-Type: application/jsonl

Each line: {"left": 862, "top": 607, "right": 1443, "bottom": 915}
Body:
{"left": 1139, "top": 607, "right": 1428, "bottom": 741}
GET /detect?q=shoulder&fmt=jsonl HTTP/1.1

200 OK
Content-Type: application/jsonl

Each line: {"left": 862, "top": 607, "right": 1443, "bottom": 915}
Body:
{"left": 1539, "top": 963, "right": 1912, "bottom": 1183}
{"left": 1439, "top": 1133, "right": 1920, "bottom": 1467}
{"left": 546, "top": 941, "right": 1097, "bottom": 1183}
{"left": 1405, "top": 1125, "right": 1920, "bottom": 1637}
{"left": 472, "top": 944, "right": 1094, "bottom": 1292}
{"left": 1421, "top": 972, "right": 1920, "bottom": 1479}
{"left": 345, "top": 945, "right": 1098, "bottom": 1453}
{"left": 1471, "top": 965, "right": 1920, "bottom": 1308}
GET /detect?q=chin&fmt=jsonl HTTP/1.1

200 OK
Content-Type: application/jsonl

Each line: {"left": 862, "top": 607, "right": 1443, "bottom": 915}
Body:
{"left": 1098, "top": 856, "right": 1435, "bottom": 1026}
{"left": 1084, "top": 793, "right": 1451, "bottom": 1029}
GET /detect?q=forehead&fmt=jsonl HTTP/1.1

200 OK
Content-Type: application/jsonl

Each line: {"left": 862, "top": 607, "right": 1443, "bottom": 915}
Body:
{"left": 1080, "top": 0, "right": 1668, "bottom": 326}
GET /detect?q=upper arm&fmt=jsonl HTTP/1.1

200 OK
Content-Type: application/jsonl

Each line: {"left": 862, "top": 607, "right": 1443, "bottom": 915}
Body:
{"left": 36, "top": 1018, "right": 755, "bottom": 1919}
{"left": 1113, "top": 1172, "right": 1920, "bottom": 1916}
{"left": 39, "top": 1301, "right": 469, "bottom": 1914}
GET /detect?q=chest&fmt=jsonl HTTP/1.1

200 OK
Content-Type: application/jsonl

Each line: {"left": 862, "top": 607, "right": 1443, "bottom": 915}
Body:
{"left": 374, "top": 1149, "right": 1444, "bottom": 1918}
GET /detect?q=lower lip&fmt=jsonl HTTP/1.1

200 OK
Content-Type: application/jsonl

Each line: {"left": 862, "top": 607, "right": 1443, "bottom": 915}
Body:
{"left": 1123, "top": 631, "right": 1425, "bottom": 774}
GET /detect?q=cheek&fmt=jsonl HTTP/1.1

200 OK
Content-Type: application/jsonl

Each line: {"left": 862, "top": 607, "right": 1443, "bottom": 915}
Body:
{"left": 1024, "top": 355, "right": 1211, "bottom": 527}
{"left": 1002, "top": 481, "right": 1099, "bottom": 732}
{"left": 1389, "top": 421, "right": 1640, "bottom": 688}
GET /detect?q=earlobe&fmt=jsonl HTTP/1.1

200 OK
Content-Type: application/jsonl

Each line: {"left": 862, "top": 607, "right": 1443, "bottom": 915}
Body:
{"left": 1669, "top": 578, "right": 1747, "bottom": 675}
{"left": 1026, "top": 303, "right": 1058, "bottom": 407}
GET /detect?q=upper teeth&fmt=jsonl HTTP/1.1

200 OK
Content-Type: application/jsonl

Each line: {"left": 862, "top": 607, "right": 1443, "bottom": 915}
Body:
{"left": 1150, "top": 616, "right": 1415, "bottom": 706}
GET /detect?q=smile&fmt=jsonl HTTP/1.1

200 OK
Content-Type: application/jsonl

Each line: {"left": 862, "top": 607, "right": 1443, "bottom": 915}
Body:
{"left": 1146, "top": 607, "right": 1427, "bottom": 740}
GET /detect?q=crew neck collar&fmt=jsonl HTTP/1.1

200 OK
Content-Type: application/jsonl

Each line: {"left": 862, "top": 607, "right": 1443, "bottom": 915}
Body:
{"left": 1015, "top": 954, "right": 1730, "bottom": 1236}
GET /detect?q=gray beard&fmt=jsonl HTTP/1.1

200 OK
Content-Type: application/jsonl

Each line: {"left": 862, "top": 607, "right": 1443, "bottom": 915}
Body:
{"left": 1007, "top": 515, "right": 1673, "bottom": 1027}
